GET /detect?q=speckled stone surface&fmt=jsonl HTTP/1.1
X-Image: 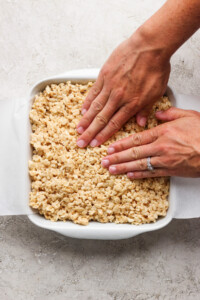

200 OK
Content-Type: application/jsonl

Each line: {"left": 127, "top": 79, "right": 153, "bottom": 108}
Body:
{"left": 0, "top": 1, "right": 200, "bottom": 299}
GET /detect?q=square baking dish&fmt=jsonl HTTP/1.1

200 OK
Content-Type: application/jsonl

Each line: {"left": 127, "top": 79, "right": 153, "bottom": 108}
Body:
{"left": 28, "top": 68, "right": 177, "bottom": 240}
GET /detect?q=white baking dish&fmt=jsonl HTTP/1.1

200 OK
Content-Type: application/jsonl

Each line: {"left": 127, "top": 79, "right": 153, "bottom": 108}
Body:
{"left": 27, "top": 68, "right": 187, "bottom": 240}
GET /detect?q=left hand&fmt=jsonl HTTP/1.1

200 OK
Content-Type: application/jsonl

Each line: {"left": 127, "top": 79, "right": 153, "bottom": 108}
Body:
{"left": 101, "top": 107, "right": 200, "bottom": 179}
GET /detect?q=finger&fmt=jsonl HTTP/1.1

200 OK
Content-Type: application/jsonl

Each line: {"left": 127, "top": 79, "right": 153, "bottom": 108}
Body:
{"left": 106, "top": 156, "right": 162, "bottom": 173}
{"left": 77, "top": 88, "right": 109, "bottom": 135}
{"left": 107, "top": 127, "right": 159, "bottom": 155}
{"left": 90, "top": 106, "right": 132, "bottom": 147}
{"left": 136, "top": 104, "right": 152, "bottom": 127}
{"left": 136, "top": 114, "right": 147, "bottom": 127}
{"left": 81, "top": 76, "right": 104, "bottom": 114}
{"left": 127, "top": 169, "right": 170, "bottom": 179}
{"left": 155, "top": 107, "right": 189, "bottom": 121}
{"left": 77, "top": 102, "right": 117, "bottom": 147}
{"left": 102, "top": 143, "right": 159, "bottom": 168}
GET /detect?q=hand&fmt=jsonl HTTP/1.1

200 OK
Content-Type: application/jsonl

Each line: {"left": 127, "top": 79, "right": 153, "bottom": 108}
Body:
{"left": 76, "top": 31, "right": 170, "bottom": 148}
{"left": 101, "top": 107, "right": 200, "bottom": 179}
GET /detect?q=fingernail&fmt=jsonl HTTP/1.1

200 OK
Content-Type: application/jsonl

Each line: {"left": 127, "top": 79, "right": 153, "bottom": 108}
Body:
{"left": 109, "top": 166, "right": 117, "bottom": 173}
{"left": 156, "top": 110, "right": 164, "bottom": 114}
{"left": 107, "top": 147, "right": 115, "bottom": 154}
{"left": 77, "top": 126, "right": 84, "bottom": 134}
{"left": 156, "top": 110, "right": 164, "bottom": 115}
{"left": 127, "top": 172, "right": 134, "bottom": 178}
{"left": 77, "top": 139, "right": 86, "bottom": 148}
{"left": 82, "top": 108, "right": 87, "bottom": 115}
{"left": 101, "top": 159, "right": 110, "bottom": 167}
{"left": 140, "top": 117, "right": 146, "bottom": 127}
{"left": 90, "top": 139, "right": 98, "bottom": 147}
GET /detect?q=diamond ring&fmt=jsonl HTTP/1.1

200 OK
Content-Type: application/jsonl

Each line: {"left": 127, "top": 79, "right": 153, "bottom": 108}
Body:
{"left": 147, "top": 157, "right": 154, "bottom": 171}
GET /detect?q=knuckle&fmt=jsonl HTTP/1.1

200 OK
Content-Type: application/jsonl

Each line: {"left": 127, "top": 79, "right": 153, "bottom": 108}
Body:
{"left": 161, "top": 157, "right": 171, "bottom": 167}
{"left": 82, "top": 128, "right": 94, "bottom": 140}
{"left": 131, "top": 133, "right": 142, "bottom": 146}
{"left": 101, "top": 67, "right": 109, "bottom": 77}
{"left": 156, "top": 143, "right": 165, "bottom": 154}
{"left": 91, "top": 100, "right": 103, "bottom": 112}
{"left": 161, "top": 144, "right": 173, "bottom": 154}
{"left": 78, "top": 119, "right": 89, "bottom": 128}
{"left": 118, "top": 142, "right": 126, "bottom": 152}
{"left": 115, "top": 88, "right": 124, "bottom": 100}
{"left": 138, "top": 159, "right": 146, "bottom": 170}
{"left": 95, "top": 131, "right": 105, "bottom": 143}
{"left": 111, "top": 153, "right": 120, "bottom": 163}
{"left": 91, "top": 85, "right": 101, "bottom": 97}
{"left": 84, "top": 94, "right": 93, "bottom": 103}
{"left": 121, "top": 105, "right": 131, "bottom": 115}
{"left": 130, "top": 147, "right": 139, "bottom": 159}
{"left": 149, "top": 129, "right": 157, "bottom": 141}
{"left": 109, "top": 90, "right": 123, "bottom": 104}
{"left": 134, "top": 171, "right": 143, "bottom": 179}
{"left": 108, "top": 119, "right": 121, "bottom": 131}
{"left": 95, "top": 114, "right": 108, "bottom": 126}
{"left": 132, "top": 100, "right": 140, "bottom": 111}
{"left": 118, "top": 164, "right": 127, "bottom": 173}
{"left": 83, "top": 95, "right": 90, "bottom": 103}
{"left": 161, "top": 124, "right": 171, "bottom": 135}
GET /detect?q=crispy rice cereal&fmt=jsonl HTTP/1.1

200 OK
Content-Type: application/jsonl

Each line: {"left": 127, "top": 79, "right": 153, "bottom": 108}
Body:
{"left": 29, "top": 81, "right": 170, "bottom": 225}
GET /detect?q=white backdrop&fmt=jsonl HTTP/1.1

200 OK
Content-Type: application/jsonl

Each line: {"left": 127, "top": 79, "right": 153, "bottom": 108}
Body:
{"left": 1, "top": 0, "right": 200, "bottom": 101}
{"left": 0, "top": 1, "right": 200, "bottom": 299}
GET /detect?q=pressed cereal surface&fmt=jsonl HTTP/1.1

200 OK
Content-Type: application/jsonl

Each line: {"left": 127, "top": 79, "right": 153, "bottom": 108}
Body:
{"left": 29, "top": 82, "right": 170, "bottom": 225}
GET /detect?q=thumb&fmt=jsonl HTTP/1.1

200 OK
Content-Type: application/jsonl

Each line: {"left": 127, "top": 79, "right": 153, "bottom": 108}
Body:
{"left": 155, "top": 107, "right": 188, "bottom": 121}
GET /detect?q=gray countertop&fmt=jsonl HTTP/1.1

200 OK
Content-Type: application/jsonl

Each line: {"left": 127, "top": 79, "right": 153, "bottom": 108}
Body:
{"left": 0, "top": 1, "right": 200, "bottom": 299}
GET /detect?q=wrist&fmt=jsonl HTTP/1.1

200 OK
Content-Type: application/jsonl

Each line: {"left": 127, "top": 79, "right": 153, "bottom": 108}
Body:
{"left": 131, "top": 0, "right": 200, "bottom": 63}
{"left": 129, "top": 25, "right": 172, "bottom": 64}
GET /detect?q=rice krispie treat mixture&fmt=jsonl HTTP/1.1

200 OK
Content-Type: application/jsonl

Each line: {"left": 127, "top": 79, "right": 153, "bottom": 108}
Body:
{"left": 29, "top": 81, "right": 170, "bottom": 225}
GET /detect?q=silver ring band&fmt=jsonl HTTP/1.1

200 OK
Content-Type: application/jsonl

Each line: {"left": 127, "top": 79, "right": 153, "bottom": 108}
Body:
{"left": 147, "top": 157, "right": 154, "bottom": 171}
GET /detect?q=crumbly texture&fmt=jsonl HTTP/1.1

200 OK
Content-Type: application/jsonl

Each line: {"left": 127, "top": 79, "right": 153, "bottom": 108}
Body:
{"left": 29, "top": 81, "right": 170, "bottom": 225}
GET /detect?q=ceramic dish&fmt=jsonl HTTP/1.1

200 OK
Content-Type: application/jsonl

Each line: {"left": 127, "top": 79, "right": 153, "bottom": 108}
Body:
{"left": 28, "top": 69, "right": 177, "bottom": 240}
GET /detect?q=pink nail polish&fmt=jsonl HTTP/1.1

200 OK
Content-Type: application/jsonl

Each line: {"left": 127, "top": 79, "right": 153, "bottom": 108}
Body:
{"left": 77, "top": 140, "right": 86, "bottom": 148}
{"left": 77, "top": 126, "right": 84, "bottom": 134}
{"left": 90, "top": 139, "right": 98, "bottom": 147}
{"left": 109, "top": 166, "right": 116, "bottom": 173}
{"left": 82, "top": 109, "right": 87, "bottom": 115}
{"left": 101, "top": 159, "right": 110, "bottom": 167}
{"left": 107, "top": 147, "right": 115, "bottom": 154}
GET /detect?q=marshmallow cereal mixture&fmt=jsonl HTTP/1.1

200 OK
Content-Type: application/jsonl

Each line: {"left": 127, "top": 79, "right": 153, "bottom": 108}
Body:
{"left": 29, "top": 81, "right": 170, "bottom": 225}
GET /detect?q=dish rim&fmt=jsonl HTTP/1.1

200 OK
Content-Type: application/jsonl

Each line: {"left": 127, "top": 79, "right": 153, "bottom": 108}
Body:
{"left": 27, "top": 68, "right": 176, "bottom": 239}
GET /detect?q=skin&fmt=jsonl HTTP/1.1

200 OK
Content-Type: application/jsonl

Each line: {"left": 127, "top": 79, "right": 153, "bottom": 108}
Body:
{"left": 102, "top": 108, "right": 200, "bottom": 179}
{"left": 77, "top": 38, "right": 170, "bottom": 147}
{"left": 77, "top": 0, "right": 200, "bottom": 178}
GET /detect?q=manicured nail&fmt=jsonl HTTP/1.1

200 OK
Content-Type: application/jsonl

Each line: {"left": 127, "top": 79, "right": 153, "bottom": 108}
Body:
{"left": 109, "top": 166, "right": 117, "bottom": 173}
{"left": 140, "top": 117, "right": 146, "bottom": 127}
{"left": 127, "top": 172, "right": 134, "bottom": 178}
{"left": 82, "top": 108, "right": 87, "bottom": 115}
{"left": 77, "top": 126, "right": 84, "bottom": 134}
{"left": 107, "top": 147, "right": 115, "bottom": 154}
{"left": 101, "top": 159, "right": 110, "bottom": 167}
{"left": 90, "top": 139, "right": 98, "bottom": 147}
{"left": 77, "top": 139, "right": 86, "bottom": 148}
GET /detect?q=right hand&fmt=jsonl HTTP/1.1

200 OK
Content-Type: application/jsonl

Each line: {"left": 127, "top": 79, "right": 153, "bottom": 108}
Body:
{"left": 76, "top": 30, "right": 171, "bottom": 148}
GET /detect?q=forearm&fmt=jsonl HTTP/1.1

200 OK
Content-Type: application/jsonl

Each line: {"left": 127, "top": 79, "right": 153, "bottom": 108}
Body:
{"left": 133, "top": 0, "right": 200, "bottom": 60}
